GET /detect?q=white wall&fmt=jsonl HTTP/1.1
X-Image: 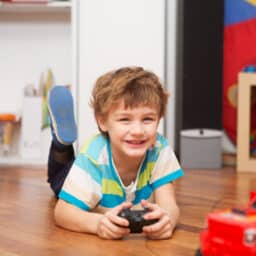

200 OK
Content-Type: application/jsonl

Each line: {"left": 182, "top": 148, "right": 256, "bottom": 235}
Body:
{"left": 76, "top": 0, "right": 166, "bottom": 149}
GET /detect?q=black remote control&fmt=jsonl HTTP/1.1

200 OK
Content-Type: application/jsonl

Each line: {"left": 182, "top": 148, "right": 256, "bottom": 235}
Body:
{"left": 118, "top": 208, "right": 158, "bottom": 233}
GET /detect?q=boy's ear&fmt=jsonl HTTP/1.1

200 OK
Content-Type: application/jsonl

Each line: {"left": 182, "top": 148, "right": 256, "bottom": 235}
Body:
{"left": 96, "top": 115, "right": 107, "bottom": 132}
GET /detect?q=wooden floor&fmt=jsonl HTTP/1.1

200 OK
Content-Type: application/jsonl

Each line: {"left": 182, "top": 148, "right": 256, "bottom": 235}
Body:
{"left": 1, "top": 165, "right": 256, "bottom": 256}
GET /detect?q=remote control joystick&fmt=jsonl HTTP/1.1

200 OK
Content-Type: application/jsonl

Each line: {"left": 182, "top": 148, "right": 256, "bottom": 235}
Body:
{"left": 118, "top": 208, "right": 158, "bottom": 233}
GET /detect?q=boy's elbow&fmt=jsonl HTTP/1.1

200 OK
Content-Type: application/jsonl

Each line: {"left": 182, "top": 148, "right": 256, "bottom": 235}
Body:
{"left": 53, "top": 199, "right": 86, "bottom": 232}
{"left": 54, "top": 200, "right": 63, "bottom": 227}
{"left": 53, "top": 199, "right": 72, "bottom": 229}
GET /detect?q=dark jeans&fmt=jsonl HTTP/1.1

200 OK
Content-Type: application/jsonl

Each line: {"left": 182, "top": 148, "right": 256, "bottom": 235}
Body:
{"left": 47, "top": 141, "right": 75, "bottom": 197}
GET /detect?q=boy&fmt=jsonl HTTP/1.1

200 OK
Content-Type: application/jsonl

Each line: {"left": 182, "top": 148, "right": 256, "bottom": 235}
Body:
{"left": 47, "top": 66, "right": 184, "bottom": 240}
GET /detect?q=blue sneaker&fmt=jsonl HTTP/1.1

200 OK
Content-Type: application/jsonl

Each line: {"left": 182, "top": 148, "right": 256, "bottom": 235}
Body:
{"left": 48, "top": 86, "right": 77, "bottom": 145}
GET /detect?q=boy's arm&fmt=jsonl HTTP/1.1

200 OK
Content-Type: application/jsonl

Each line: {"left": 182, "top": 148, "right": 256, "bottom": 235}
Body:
{"left": 54, "top": 199, "right": 132, "bottom": 239}
{"left": 142, "top": 182, "right": 179, "bottom": 239}
{"left": 154, "top": 182, "right": 179, "bottom": 229}
{"left": 54, "top": 199, "right": 102, "bottom": 234}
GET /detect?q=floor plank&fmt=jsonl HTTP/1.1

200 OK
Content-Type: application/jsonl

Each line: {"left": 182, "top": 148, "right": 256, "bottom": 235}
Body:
{"left": 0, "top": 165, "right": 255, "bottom": 255}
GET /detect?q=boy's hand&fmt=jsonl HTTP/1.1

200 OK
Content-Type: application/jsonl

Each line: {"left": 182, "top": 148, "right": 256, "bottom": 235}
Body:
{"left": 141, "top": 199, "right": 174, "bottom": 240}
{"left": 97, "top": 201, "right": 132, "bottom": 239}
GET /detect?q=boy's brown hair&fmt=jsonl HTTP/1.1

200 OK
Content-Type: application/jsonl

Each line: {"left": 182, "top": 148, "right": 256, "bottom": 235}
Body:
{"left": 90, "top": 66, "right": 169, "bottom": 134}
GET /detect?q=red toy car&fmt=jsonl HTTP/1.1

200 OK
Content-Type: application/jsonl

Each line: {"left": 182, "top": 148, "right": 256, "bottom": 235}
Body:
{"left": 196, "top": 192, "right": 256, "bottom": 256}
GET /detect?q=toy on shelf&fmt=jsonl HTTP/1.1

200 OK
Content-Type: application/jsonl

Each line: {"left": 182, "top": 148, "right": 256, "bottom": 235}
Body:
{"left": 196, "top": 192, "right": 256, "bottom": 255}
{"left": 0, "top": 113, "right": 18, "bottom": 154}
{"left": 39, "top": 68, "right": 54, "bottom": 130}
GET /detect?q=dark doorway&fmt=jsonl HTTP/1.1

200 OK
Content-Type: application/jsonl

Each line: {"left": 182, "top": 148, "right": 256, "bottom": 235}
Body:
{"left": 175, "top": 0, "right": 224, "bottom": 152}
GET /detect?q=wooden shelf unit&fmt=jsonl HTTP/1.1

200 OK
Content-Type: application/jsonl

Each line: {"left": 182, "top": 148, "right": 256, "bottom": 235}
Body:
{"left": 237, "top": 72, "right": 256, "bottom": 172}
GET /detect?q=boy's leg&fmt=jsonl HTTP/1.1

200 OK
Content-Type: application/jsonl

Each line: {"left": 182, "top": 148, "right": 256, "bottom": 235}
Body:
{"left": 47, "top": 86, "right": 77, "bottom": 197}
{"left": 47, "top": 141, "right": 75, "bottom": 196}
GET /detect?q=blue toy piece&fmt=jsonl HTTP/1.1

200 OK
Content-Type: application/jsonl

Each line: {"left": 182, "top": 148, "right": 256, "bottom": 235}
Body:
{"left": 243, "top": 65, "right": 256, "bottom": 73}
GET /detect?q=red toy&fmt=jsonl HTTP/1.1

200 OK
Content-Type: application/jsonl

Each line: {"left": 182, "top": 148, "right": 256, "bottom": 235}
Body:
{"left": 196, "top": 192, "right": 256, "bottom": 256}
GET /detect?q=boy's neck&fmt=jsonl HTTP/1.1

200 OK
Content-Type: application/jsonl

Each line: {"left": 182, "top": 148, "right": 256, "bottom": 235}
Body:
{"left": 112, "top": 155, "right": 144, "bottom": 186}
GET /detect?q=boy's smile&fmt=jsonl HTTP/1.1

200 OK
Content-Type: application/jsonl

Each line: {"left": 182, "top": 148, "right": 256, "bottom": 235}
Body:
{"left": 97, "top": 100, "right": 160, "bottom": 164}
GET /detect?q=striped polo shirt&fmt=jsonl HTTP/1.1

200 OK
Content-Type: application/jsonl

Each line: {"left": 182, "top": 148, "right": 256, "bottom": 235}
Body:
{"left": 59, "top": 133, "right": 184, "bottom": 213}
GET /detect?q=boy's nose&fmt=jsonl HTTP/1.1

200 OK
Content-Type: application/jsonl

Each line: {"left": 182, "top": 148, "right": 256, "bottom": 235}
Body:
{"left": 130, "top": 122, "right": 144, "bottom": 134}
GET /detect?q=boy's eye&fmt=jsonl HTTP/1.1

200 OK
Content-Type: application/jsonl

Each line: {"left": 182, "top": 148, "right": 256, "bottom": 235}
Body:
{"left": 118, "top": 118, "right": 129, "bottom": 122}
{"left": 143, "top": 117, "right": 155, "bottom": 122}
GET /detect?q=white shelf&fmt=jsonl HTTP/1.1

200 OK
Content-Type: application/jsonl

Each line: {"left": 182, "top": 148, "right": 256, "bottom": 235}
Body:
{"left": 0, "top": 0, "right": 71, "bottom": 166}
{"left": 0, "top": 1, "right": 71, "bottom": 13}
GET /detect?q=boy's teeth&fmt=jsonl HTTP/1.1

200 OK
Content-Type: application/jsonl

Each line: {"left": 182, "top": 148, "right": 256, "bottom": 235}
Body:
{"left": 130, "top": 140, "right": 142, "bottom": 144}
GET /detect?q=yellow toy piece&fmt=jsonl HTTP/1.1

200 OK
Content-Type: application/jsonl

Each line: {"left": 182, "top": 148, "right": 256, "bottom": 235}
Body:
{"left": 245, "top": 0, "right": 256, "bottom": 6}
{"left": 40, "top": 69, "right": 54, "bottom": 129}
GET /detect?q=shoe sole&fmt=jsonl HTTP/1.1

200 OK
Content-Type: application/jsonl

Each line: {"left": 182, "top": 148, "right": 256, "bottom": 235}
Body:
{"left": 48, "top": 86, "right": 77, "bottom": 145}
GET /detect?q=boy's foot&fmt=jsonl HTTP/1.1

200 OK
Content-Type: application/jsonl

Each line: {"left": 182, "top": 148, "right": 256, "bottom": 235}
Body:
{"left": 48, "top": 86, "right": 77, "bottom": 145}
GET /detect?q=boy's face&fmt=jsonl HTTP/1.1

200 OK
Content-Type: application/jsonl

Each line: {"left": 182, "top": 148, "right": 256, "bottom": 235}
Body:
{"left": 97, "top": 100, "right": 160, "bottom": 162}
